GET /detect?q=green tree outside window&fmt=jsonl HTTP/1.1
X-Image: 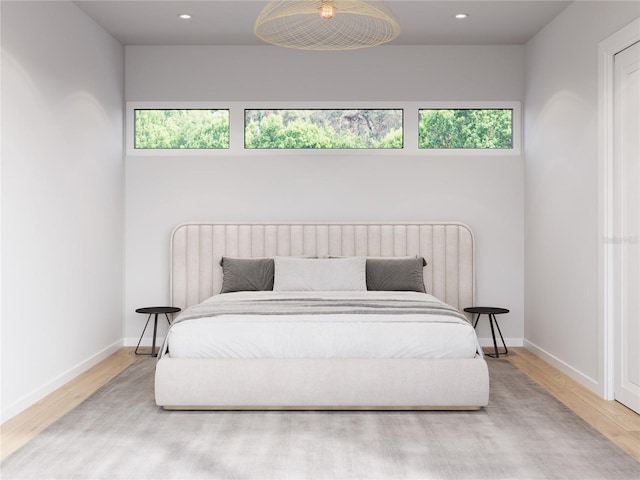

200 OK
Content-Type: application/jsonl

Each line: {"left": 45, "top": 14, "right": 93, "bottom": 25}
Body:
{"left": 135, "top": 109, "right": 230, "bottom": 149}
{"left": 244, "top": 109, "right": 403, "bottom": 149}
{"left": 419, "top": 109, "right": 513, "bottom": 149}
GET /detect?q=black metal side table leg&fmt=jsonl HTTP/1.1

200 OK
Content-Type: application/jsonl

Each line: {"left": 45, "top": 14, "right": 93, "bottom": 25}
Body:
{"left": 491, "top": 313, "right": 508, "bottom": 356}
{"left": 150, "top": 313, "right": 159, "bottom": 357}
{"left": 135, "top": 314, "right": 152, "bottom": 355}
{"left": 485, "top": 314, "right": 508, "bottom": 358}
{"left": 487, "top": 314, "right": 500, "bottom": 358}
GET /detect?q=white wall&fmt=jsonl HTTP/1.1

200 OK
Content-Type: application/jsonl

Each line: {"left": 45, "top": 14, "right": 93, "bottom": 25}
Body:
{"left": 1, "top": 1, "right": 124, "bottom": 420}
{"left": 124, "top": 45, "right": 525, "bottom": 347}
{"left": 524, "top": 1, "right": 639, "bottom": 392}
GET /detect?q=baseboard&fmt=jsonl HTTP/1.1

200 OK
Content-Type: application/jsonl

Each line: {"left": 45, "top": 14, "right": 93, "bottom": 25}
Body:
{"left": 523, "top": 339, "right": 600, "bottom": 394}
{"left": 124, "top": 337, "right": 166, "bottom": 347}
{"left": 1, "top": 339, "right": 123, "bottom": 423}
{"left": 478, "top": 337, "right": 523, "bottom": 348}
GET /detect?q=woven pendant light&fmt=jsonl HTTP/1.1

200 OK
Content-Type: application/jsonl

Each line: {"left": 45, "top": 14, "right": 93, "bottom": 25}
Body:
{"left": 254, "top": 0, "right": 401, "bottom": 51}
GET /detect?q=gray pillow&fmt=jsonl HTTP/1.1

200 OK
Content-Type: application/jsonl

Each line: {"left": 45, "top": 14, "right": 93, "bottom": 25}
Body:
{"left": 220, "top": 257, "right": 274, "bottom": 293}
{"left": 366, "top": 257, "right": 427, "bottom": 292}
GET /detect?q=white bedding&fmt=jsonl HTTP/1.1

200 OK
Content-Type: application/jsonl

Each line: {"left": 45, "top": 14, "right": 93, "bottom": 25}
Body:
{"left": 165, "top": 291, "right": 480, "bottom": 359}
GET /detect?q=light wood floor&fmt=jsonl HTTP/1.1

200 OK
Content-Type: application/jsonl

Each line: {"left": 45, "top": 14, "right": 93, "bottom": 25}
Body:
{"left": 503, "top": 347, "right": 639, "bottom": 461}
{"left": 1, "top": 347, "right": 639, "bottom": 463}
{"left": 0, "top": 347, "right": 139, "bottom": 462}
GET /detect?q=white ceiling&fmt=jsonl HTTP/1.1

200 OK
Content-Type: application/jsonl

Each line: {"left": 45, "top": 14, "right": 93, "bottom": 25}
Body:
{"left": 74, "top": 0, "right": 572, "bottom": 46}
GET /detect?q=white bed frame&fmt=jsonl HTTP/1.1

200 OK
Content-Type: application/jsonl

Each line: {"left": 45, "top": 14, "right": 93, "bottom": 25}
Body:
{"left": 155, "top": 223, "right": 489, "bottom": 410}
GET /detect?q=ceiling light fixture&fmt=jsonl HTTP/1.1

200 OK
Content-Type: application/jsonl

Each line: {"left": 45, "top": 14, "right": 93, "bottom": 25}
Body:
{"left": 318, "top": 0, "right": 337, "bottom": 19}
{"left": 178, "top": 13, "right": 192, "bottom": 20}
{"left": 254, "top": 0, "right": 401, "bottom": 51}
{"left": 455, "top": 13, "right": 469, "bottom": 19}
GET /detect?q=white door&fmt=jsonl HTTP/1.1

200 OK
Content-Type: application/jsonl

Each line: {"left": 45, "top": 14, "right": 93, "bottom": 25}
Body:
{"left": 614, "top": 41, "right": 640, "bottom": 414}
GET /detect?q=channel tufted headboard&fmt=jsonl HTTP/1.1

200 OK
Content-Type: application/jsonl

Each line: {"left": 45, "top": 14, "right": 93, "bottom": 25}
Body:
{"left": 170, "top": 223, "right": 475, "bottom": 314}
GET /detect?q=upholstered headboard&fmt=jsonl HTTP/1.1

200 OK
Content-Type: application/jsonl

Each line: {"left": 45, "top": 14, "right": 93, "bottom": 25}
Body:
{"left": 170, "top": 223, "right": 475, "bottom": 313}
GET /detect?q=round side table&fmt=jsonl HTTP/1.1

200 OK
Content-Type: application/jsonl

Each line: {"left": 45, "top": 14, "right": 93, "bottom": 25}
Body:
{"left": 464, "top": 307, "right": 509, "bottom": 358}
{"left": 135, "top": 306, "right": 181, "bottom": 357}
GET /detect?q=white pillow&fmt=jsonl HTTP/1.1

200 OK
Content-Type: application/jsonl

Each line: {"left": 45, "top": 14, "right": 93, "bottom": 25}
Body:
{"left": 274, "top": 257, "right": 367, "bottom": 291}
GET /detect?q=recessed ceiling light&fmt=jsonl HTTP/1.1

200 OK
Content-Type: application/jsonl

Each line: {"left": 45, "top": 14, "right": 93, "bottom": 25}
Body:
{"left": 455, "top": 13, "right": 469, "bottom": 19}
{"left": 178, "top": 14, "right": 192, "bottom": 20}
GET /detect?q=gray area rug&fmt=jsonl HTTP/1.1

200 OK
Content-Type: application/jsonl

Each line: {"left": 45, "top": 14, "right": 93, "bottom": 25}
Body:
{"left": 1, "top": 358, "right": 638, "bottom": 480}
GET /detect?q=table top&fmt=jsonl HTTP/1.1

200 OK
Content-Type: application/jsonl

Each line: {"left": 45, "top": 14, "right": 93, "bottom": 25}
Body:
{"left": 135, "top": 306, "right": 181, "bottom": 315}
{"left": 464, "top": 307, "right": 510, "bottom": 315}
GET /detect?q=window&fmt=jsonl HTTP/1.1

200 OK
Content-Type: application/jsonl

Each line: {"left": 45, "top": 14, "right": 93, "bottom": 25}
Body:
{"left": 244, "top": 109, "right": 403, "bottom": 149}
{"left": 127, "top": 102, "right": 520, "bottom": 155}
{"left": 418, "top": 109, "right": 513, "bottom": 149}
{"left": 134, "top": 109, "right": 229, "bottom": 149}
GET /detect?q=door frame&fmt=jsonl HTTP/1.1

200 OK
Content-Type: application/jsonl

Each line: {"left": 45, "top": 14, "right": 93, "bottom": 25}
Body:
{"left": 598, "top": 17, "right": 640, "bottom": 400}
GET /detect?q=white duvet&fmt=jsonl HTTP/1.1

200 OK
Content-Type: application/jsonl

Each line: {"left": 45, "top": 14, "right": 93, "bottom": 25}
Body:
{"left": 165, "top": 291, "right": 481, "bottom": 359}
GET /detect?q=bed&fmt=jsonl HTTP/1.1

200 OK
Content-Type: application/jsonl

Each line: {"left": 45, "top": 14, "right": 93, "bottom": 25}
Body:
{"left": 155, "top": 223, "right": 489, "bottom": 410}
